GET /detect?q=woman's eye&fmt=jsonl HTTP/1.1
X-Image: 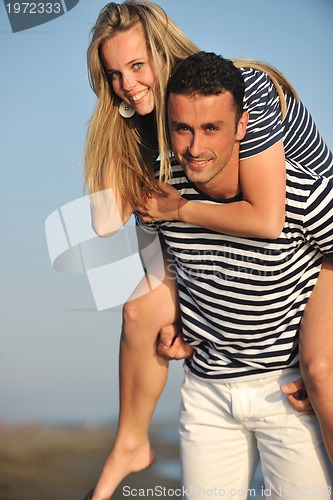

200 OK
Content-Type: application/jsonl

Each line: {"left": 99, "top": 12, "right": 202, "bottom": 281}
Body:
{"left": 133, "top": 62, "right": 144, "bottom": 70}
{"left": 108, "top": 71, "right": 121, "bottom": 80}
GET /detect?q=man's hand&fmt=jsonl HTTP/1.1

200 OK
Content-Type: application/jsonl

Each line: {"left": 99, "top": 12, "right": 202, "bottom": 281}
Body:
{"left": 280, "top": 377, "right": 313, "bottom": 412}
{"left": 157, "top": 322, "right": 194, "bottom": 360}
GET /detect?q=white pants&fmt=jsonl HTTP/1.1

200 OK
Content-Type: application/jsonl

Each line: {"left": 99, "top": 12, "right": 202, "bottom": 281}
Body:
{"left": 179, "top": 368, "right": 333, "bottom": 499}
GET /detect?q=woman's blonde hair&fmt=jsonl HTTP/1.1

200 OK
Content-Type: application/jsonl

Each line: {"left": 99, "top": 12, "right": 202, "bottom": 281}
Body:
{"left": 84, "top": 0, "right": 199, "bottom": 206}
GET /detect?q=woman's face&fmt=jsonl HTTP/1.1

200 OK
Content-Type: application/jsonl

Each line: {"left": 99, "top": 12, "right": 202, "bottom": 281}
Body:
{"left": 101, "top": 22, "right": 158, "bottom": 116}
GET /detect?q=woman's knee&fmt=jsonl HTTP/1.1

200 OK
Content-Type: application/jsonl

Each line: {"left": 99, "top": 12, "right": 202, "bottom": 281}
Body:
{"left": 123, "top": 287, "right": 171, "bottom": 333}
{"left": 123, "top": 294, "right": 154, "bottom": 329}
{"left": 300, "top": 351, "right": 333, "bottom": 394}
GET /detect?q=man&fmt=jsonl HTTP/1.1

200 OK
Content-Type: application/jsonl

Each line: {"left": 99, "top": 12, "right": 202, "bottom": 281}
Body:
{"left": 142, "top": 52, "right": 333, "bottom": 498}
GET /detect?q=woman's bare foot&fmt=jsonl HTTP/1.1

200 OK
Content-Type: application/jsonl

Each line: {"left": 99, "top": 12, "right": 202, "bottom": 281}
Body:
{"left": 91, "top": 439, "right": 156, "bottom": 500}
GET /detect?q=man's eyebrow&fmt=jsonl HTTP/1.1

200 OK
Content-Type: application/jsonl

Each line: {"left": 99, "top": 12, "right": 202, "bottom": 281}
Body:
{"left": 169, "top": 120, "right": 225, "bottom": 128}
{"left": 169, "top": 120, "right": 189, "bottom": 127}
{"left": 202, "top": 121, "right": 224, "bottom": 127}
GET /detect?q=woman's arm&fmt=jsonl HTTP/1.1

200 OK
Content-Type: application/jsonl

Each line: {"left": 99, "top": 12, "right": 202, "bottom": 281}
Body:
{"left": 139, "top": 141, "right": 286, "bottom": 240}
{"left": 90, "top": 188, "right": 134, "bottom": 238}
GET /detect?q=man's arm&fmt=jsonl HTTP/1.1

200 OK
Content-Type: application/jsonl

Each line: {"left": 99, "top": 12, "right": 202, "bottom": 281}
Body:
{"left": 280, "top": 379, "right": 313, "bottom": 412}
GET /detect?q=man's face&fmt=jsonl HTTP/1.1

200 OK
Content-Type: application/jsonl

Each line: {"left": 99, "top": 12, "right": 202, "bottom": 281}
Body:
{"left": 168, "top": 91, "right": 248, "bottom": 194}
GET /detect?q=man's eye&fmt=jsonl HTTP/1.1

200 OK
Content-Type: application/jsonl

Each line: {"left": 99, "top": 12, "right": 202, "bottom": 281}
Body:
{"left": 206, "top": 126, "right": 218, "bottom": 132}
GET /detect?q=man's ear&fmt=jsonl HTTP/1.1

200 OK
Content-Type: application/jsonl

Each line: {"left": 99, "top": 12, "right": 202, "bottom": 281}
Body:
{"left": 236, "top": 111, "right": 249, "bottom": 140}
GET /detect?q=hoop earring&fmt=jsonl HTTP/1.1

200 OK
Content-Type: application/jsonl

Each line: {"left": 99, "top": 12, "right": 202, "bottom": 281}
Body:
{"left": 119, "top": 101, "right": 135, "bottom": 118}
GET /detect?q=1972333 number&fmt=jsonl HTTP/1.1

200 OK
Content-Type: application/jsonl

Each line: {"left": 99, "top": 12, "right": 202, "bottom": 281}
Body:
{"left": 5, "top": 3, "right": 62, "bottom": 14}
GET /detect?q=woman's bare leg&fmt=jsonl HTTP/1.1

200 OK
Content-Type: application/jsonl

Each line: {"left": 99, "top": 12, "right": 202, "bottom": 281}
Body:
{"left": 91, "top": 261, "right": 180, "bottom": 500}
{"left": 300, "top": 257, "right": 333, "bottom": 463}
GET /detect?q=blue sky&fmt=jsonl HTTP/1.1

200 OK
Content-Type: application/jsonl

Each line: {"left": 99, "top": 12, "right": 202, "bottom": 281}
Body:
{"left": 0, "top": 0, "right": 332, "bottom": 424}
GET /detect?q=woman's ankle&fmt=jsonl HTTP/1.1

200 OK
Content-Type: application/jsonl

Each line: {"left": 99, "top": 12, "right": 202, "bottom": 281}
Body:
{"left": 91, "top": 441, "right": 156, "bottom": 500}
{"left": 113, "top": 430, "right": 151, "bottom": 453}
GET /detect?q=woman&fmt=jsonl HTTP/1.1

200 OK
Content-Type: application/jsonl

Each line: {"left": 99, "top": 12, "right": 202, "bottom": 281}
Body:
{"left": 83, "top": 2, "right": 333, "bottom": 499}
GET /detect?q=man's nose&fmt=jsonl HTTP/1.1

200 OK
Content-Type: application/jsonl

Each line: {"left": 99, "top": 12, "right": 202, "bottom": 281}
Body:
{"left": 188, "top": 133, "right": 204, "bottom": 157}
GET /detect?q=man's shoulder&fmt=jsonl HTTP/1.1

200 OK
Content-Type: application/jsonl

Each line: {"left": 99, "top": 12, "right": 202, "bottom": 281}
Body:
{"left": 285, "top": 160, "right": 333, "bottom": 208}
{"left": 285, "top": 159, "right": 330, "bottom": 184}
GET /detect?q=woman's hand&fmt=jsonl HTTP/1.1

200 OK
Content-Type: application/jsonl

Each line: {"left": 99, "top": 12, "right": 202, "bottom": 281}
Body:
{"left": 137, "top": 182, "right": 183, "bottom": 222}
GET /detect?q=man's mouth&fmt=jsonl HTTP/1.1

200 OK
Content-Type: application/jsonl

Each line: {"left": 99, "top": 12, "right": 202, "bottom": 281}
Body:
{"left": 185, "top": 157, "right": 211, "bottom": 169}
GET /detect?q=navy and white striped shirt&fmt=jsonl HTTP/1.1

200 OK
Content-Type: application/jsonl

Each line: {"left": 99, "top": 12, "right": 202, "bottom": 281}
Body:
{"left": 155, "top": 162, "right": 333, "bottom": 381}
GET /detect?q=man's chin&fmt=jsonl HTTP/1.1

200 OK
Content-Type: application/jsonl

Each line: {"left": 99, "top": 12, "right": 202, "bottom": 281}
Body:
{"left": 183, "top": 168, "right": 207, "bottom": 184}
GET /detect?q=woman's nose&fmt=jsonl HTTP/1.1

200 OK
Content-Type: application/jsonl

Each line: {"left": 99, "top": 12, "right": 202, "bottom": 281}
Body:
{"left": 122, "top": 74, "right": 135, "bottom": 91}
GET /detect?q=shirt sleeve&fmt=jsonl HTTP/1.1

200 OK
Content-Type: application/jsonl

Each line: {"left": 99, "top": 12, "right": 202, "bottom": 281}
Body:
{"left": 303, "top": 177, "right": 333, "bottom": 257}
{"left": 240, "top": 68, "right": 284, "bottom": 160}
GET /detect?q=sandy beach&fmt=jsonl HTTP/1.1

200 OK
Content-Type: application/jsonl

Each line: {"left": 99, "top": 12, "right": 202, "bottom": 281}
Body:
{"left": 0, "top": 423, "right": 182, "bottom": 500}
{"left": 0, "top": 423, "right": 264, "bottom": 500}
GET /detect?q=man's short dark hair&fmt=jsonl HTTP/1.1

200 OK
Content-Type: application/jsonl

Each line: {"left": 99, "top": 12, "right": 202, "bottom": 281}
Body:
{"left": 167, "top": 51, "right": 245, "bottom": 122}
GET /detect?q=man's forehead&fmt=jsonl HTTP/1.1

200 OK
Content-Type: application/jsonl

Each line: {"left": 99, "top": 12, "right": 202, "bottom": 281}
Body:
{"left": 168, "top": 91, "right": 233, "bottom": 105}
{"left": 168, "top": 91, "right": 236, "bottom": 120}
